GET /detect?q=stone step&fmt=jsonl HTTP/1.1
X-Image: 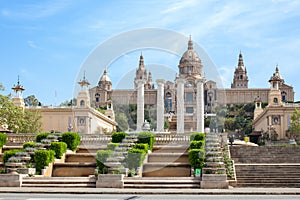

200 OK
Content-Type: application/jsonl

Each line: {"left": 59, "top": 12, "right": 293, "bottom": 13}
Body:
{"left": 152, "top": 145, "right": 189, "bottom": 153}
{"left": 65, "top": 153, "right": 96, "bottom": 163}
{"left": 236, "top": 182, "right": 300, "bottom": 188}
{"left": 147, "top": 153, "right": 189, "bottom": 163}
{"left": 52, "top": 162, "right": 96, "bottom": 177}
{"left": 124, "top": 183, "right": 199, "bottom": 188}
{"left": 124, "top": 177, "right": 200, "bottom": 189}
{"left": 76, "top": 146, "right": 106, "bottom": 153}
{"left": 22, "top": 177, "right": 96, "bottom": 188}
{"left": 237, "top": 178, "right": 300, "bottom": 183}
{"left": 142, "top": 162, "right": 191, "bottom": 177}
{"left": 1, "top": 146, "right": 23, "bottom": 153}
{"left": 232, "top": 157, "right": 300, "bottom": 163}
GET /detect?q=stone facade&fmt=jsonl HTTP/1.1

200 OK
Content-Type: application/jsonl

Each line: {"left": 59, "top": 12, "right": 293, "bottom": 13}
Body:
{"left": 252, "top": 67, "right": 299, "bottom": 140}
{"left": 12, "top": 76, "right": 117, "bottom": 134}
{"left": 89, "top": 38, "right": 295, "bottom": 133}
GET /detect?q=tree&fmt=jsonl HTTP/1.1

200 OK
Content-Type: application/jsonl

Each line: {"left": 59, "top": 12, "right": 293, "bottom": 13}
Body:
{"left": 0, "top": 94, "right": 42, "bottom": 133}
{"left": 0, "top": 83, "right": 4, "bottom": 91}
{"left": 288, "top": 109, "right": 300, "bottom": 139}
{"left": 115, "top": 112, "right": 129, "bottom": 131}
{"left": 59, "top": 98, "right": 77, "bottom": 107}
{"left": 24, "top": 95, "right": 41, "bottom": 106}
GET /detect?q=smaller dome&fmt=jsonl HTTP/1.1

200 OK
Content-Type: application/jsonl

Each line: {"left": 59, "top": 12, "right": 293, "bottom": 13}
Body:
{"left": 179, "top": 37, "right": 201, "bottom": 65}
{"left": 179, "top": 50, "right": 201, "bottom": 64}
{"left": 269, "top": 65, "right": 284, "bottom": 82}
{"left": 99, "top": 69, "right": 111, "bottom": 83}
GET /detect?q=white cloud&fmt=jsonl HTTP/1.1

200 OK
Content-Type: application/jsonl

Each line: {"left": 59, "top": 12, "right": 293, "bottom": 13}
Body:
{"left": 1, "top": 0, "right": 71, "bottom": 20}
{"left": 27, "top": 41, "right": 42, "bottom": 49}
{"left": 161, "top": 0, "right": 197, "bottom": 14}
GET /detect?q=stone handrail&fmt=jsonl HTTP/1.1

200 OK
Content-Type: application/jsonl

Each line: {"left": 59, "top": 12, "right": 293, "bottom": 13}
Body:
{"left": 4, "top": 133, "right": 191, "bottom": 145}
{"left": 154, "top": 133, "right": 190, "bottom": 144}
{"left": 6, "top": 134, "right": 36, "bottom": 145}
{"left": 284, "top": 102, "right": 300, "bottom": 107}
{"left": 79, "top": 134, "right": 112, "bottom": 144}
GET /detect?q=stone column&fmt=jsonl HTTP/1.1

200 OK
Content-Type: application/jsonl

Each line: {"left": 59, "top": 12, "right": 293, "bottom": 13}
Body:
{"left": 156, "top": 79, "right": 165, "bottom": 132}
{"left": 196, "top": 78, "right": 205, "bottom": 133}
{"left": 136, "top": 80, "right": 145, "bottom": 132}
{"left": 176, "top": 78, "right": 185, "bottom": 134}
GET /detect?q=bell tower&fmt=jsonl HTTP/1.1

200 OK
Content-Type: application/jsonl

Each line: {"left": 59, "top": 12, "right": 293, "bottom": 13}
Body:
{"left": 12, "top": 76, "right": 25, "bottom": 110}
{"left": 77, "top": 72, "right": 90, "bottom": 108}
{"left": 254, "top": 96, "right": 263, "bottom": 120}
{"left": 268, "top": 65, "right": 282, "bottom": 106}
{"left": 231, "top": 52, "right": 249, "bottom": 88}
{"left": 134, "top": 53, "right": 148, "bottom": 89}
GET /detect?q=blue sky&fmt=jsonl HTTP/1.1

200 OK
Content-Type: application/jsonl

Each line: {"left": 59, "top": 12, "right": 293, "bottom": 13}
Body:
{"left": 0, "top": 0, "right": 300, "bottom": 105}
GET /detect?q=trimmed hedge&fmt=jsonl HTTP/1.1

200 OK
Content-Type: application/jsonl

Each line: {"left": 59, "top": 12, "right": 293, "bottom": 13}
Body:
{"left": 111, "top": 132, "right": 126, "bottom": 143}
{"left": 188, "top": 149, "right": 205, "bottom": 169}
{"left": 50, "top": 142, "right": 67, "bottom": 159}
{"left": 23, "top": 142, "right": 36, "bottom": 149}
{"left": 35, "top": 133, "right": 50, "bottom": 142}
{"left": 137, "top": 132, "right": 155, "bottom": 150}
{"left": 190, "top": 132, "right": 206, "bottom": 141}
{"left": 127, "top": 148, "right": 146, "bottom": 170}
{"left": 190, "top": 140, "right": 204, "bottom": 149}
{"left": 133, "top": 143, "right": 148, "bottom": 153}
{"left": 107, "top": 142, "right": 119, "bottom": 151}
{"left": 61, "top": 132, "right": 80, "bottom": 151}
{"left": 96, "top": 150, "right": 112, "bottom": 174}
{"left": 0, "top": 133, "right": 7, "bottom": 148}
{"left": 3, "top": 149, "right": 24, "bottom": 164}
{"left": 34, "top": 150, "right": 55, "bottom": 174}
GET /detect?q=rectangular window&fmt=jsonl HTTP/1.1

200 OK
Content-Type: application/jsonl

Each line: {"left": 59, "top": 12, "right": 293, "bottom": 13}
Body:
{"left": 186, "top": 107, "right": 194, "bottom": 114}
{"left": 186, "top": 93, "right": 193, "bottom": 102}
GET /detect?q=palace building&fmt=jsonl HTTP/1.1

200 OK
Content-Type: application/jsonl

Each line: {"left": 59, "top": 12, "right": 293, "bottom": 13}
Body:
{"left": 89, "top": 37, "right": 295, "bottom": 133}
{"left": 9, "top": 76, "right": 117, "bottom": 134}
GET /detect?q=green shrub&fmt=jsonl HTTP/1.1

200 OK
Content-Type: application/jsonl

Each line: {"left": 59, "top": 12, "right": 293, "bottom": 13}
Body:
{"left": 50, "top": 142, "right": 67, "bottom": 159}
{"left": 34, "top": 150, "right": 55, "bottom": 174}
{"left": 137, "top": 132, "right": 155, "bottom": 150}
{"left": 111, "top": 132, "right": 127, "bottom": 143}
{"left": 23, "top": 142, "right": 36, "bottom": 149}
{"left": 3, "top": 149, "right": 24, "bottom": 164}
{"left": 35, "top": 133, "right": 50, "bottom": 142}
{"left": 126, "top": 148, "right": 146, "bottom": 170}
{"left": 190, "top": 140, "right": 204, "bottom": 149}
{"left": 96, "top": 150, "right": 112, "bottom": 174}
{"left": 61, "top": 132, "right": 80, "bottom": 151}
{"left": 0, "top": 133, "right": 7, "bottom": 148}
{"left": 190, "top": 132, "right": 206, "bottom": 141}
{"left": 189, "top": 149, "right": 205, "bottom": 169}
{"left": 134, "top": 143, "right": 148, "bottom": 153}
{"left": 107, "top": 142, "right": 119, "bottom": 151}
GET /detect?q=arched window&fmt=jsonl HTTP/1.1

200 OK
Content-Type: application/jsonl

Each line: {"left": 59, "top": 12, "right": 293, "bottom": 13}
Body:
{"left": 281, "top": 91, "right": 287, "bottom": 101}
{"left": 165, "top": 92, "right": 172, "bottom": 113}
{"left": 273, "top": 98, "right": 278, "bottom": 104}
{"left": 80, "top": 100, "right": 85, "bottom": 107}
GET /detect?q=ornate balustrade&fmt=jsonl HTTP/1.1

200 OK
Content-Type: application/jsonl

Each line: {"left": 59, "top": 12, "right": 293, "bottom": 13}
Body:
{"left": 79, "top": 134, "right": 112, "bottom": 144}
{"left": 5, "top": 134, "right": 36, "bottom": 145}
{"left": 4, "top": 133, "right": 191, "bottom": 146}
{"left": 154, "top": 133, "right": 190, "bottom": 144}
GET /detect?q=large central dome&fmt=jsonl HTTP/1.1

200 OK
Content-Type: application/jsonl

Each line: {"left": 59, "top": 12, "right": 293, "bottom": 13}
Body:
{"left": 178, "top": 37, "right": 203, "bottom": 77}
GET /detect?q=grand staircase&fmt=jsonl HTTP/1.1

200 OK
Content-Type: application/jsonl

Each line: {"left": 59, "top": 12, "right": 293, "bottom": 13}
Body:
{"left": 230, "top": 146, "right": 300, "bottom": 187}
{"left": 22, "top": 176, "right": 96, "bottom": 188}
{"left": 51, "top": 146, "right": 104, "bottom": 177}
{"left": 124, "top": 143, "right": 201, "bottom": 189}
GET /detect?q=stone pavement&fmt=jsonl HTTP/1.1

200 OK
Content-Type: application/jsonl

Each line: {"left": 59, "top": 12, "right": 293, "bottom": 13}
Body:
{"left": 0, "top": 187, "right": 299, "bottom": 195}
